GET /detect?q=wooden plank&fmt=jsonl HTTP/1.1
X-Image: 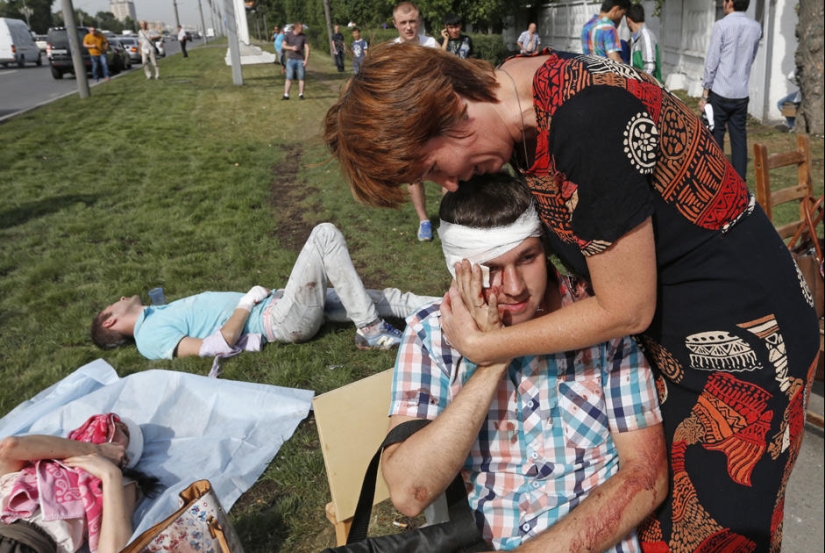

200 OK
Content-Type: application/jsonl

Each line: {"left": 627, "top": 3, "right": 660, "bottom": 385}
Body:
{"left": 806, "top": 410, "right": 824, "bottom": 429}
{"left": 767, "top": 150, "right": 805, "bottom": 170}
{"left": 313, "top": 369, "right": 394, "bottom": 526}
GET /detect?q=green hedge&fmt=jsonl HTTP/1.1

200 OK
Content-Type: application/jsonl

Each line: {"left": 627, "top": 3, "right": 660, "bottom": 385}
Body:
{"left": 303, "top": 26, "right": 511, "bottom": 67}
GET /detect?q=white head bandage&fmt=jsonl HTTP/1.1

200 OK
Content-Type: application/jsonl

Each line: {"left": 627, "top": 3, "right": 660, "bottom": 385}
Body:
{"left": 438, "top": 203, "right": 543, "bottom": 286}
{"left": 119, "top": 416, "right": 144, "bottom": 469}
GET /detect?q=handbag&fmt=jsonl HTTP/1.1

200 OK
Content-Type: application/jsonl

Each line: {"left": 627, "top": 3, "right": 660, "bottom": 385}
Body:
{"left": 122, "top": 480, "right": 244, "bottom": 553}
{"left": 320, "top": 419, "right": 491, "bottom": 553}
{"left": 788, "top": 194, "right": 824, "bottom": 319}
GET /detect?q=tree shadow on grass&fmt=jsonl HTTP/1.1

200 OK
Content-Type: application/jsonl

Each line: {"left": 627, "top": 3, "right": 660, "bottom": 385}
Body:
{"left": 0, "top": 194, "right": 99, "bottom": 230}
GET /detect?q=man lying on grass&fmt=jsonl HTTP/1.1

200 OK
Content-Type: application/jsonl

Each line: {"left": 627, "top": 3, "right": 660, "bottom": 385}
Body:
{"left": 92, "top": 223, "right": 438, "bottom": 366}
{"left": 382, "top": 173, "right": 667, "bottom": 551}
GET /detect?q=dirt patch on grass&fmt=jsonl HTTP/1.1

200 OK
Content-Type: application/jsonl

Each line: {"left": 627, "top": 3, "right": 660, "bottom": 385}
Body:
{"left": 269, "top": 144, "right": 316, "bottom": 252}
{"left": 233, "top": 478, "right": 281, "bottom": 513}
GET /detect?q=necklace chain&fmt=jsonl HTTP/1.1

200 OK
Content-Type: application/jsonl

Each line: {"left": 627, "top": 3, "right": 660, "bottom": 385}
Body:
{"left": 499, "top": 67, "right": 530, "bottom": 169}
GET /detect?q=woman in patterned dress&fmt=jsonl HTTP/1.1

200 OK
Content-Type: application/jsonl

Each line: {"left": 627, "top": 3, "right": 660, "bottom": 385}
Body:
{"left": 324, "top": 42, "right": 821, "bottom": 552}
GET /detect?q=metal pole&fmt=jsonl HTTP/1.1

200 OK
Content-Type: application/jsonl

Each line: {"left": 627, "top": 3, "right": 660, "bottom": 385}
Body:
{"left": 59, "top": 0, "right": 90, "bottom": 98}
{"left": 197, "top": 0, "right": 208, "bottom": 43}
{"left": 172, "top": 0, "right": 181, "bottom": 29}
{"left": 207, "top": 0, "right": 217, "bottom": 37}
{"left": 223, "top": 0, "right": 242, "bottom": 84}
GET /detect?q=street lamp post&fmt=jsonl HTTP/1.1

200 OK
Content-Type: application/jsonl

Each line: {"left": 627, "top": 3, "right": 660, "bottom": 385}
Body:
{"left": 172, "top": 0, "right": 181, "bottom": 29}
{"left": 197, "top": 0, "right": 208, "bottom": 43}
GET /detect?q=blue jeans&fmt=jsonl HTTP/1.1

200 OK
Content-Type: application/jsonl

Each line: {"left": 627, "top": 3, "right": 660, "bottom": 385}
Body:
{"left": 90, "top": 54, "right": 109, "bottom": 80}
{"left": 285, "top": 58, "right": 305, "bottom": 81}
{"left": 776, "top": 90, "right": 801, "bottom": 129}
{"left": 710, "top": 93, "right": 749, "bottom": 181}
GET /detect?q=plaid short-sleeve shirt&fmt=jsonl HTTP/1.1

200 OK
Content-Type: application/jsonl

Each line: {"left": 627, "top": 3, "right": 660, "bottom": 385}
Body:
{"left": 390, "top": 276, "right": 661, "bottom": 551}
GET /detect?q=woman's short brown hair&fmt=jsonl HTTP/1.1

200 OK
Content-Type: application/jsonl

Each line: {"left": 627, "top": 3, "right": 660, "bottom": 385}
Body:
{"left": 323, "top": 42, "right": 499, "bottom": 208}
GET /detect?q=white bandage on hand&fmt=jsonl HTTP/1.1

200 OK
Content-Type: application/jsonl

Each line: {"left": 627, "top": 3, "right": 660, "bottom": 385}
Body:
{"left": 237, "top": 285, "right": 271, "bottom": 312}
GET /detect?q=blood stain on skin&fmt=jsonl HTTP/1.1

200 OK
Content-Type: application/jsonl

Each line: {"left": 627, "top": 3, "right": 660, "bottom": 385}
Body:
{"left": 413, "top": 486, "right": 429, "bottom": 502}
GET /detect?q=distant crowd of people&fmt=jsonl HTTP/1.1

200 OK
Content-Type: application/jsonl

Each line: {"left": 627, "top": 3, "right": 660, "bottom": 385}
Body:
{"left": 82, "top": 20, "right": 194, "bottom": 83}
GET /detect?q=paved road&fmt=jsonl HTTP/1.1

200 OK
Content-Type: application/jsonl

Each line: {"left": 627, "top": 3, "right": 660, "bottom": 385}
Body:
{"left": 0, "top": 63, "right": 91, "bottom": 119}
{"left": 0, "top": 37, "right": 202, "bottom": 121}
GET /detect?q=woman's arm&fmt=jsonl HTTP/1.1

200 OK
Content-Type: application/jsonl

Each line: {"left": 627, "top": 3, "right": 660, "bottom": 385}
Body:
{"left": 0, "top": 435, "right": 125, "bottom": 477}
{"left": 440, "top": 218, "right": 657, "bottom": 365}
{"left": 63, "top": 454, "right": 137, "bottom": 553}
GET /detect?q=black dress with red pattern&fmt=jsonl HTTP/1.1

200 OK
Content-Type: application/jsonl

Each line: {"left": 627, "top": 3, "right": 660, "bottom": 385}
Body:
{"left": 517, "top": 49, "right": 820, "bottom": 553}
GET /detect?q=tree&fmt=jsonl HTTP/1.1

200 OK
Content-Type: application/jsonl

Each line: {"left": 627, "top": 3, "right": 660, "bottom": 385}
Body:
{"left": 96, "top": 10, "right": 123, "bottom": 33}
{"left": 0, "top": 0, "right": 52, "bottom": 33}
{"left": 795, "top": 0, "right": 823, "bottom": 135}
{"left": 122, "top": 16, "right": 136, "bottom": 32}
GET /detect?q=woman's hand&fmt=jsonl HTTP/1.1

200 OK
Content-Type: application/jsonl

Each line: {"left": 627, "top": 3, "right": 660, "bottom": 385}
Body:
{"left": 64, "top": 453, "right": 122, "bottom": 482}
{"left": 452, "top": 260, "right": 503, "bottom": 333}
{"left": 440, "top": 260, "right": 504, "bottom": 364}
{"left": 96, "top": 442, "right": 126, "bottom": 468}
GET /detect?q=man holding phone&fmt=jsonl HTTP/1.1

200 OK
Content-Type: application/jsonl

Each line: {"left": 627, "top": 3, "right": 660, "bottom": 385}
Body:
{"left": 440, "top": 13, "right": 473, "bottom": 58}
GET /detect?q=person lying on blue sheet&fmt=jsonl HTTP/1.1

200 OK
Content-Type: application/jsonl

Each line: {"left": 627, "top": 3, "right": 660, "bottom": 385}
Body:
{"left": 0, "top": 412, "right": 161, "bottom": 553}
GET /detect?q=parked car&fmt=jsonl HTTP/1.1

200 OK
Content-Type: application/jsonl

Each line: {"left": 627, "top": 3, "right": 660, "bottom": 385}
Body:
{"left": 154, "top": 38, "right": 165, "bottom": 57}
{"left": 33, "top": 34, "right": 48, "bottom": 53}
{"left": 107, "top": 37, "right": 131, "bottom": 71}
{"left": 46, "top": 26, "right": 126, "bottom": 79}
{"left": 0, "top": 17, "right": 42, "bottom": 67}
{"left": 119, "top": 36, "right": 141, "bottom": 63}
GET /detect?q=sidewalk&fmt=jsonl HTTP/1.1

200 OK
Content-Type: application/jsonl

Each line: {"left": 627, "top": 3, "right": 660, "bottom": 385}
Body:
{"left": 783, "top": 378, "right": 823, "bottom": 551}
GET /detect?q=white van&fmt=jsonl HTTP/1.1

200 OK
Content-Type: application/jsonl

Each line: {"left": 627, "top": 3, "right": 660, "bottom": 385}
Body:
{"left": 0, "top": 17, "right": 42, "bottom": 67}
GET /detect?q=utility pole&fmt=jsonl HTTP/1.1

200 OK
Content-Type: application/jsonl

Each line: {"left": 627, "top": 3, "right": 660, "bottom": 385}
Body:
{"left": 172, "top": 0, "right": 181, "bottom": 29}
{"left": 223, "top": 0, "right": 242, "bottom": 84}
{"left": 197, "top": 0, "right": 208, "bottom": 43}
{"left": 207, "top": 0, "right": 217, "bottom": 37}
{"left": 59, "top": 0, "right": 90, "bottom": 98}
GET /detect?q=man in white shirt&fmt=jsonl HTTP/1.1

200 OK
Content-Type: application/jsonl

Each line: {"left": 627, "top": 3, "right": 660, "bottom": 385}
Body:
{"left": 177, "top": 25, "right": 188, "bottom": 58}
{"left": 517, "top": 23, "right": 540, "bottom": 54}
{"left": 392, "top": 1, "right": 439, "bottom": 243}
{"left": 138, "top": 21, "right": 160, "bottom": 80}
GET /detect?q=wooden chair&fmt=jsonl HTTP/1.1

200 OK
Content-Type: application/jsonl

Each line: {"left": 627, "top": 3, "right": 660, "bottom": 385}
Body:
{"left": 753, "top": 133, "right": 814, "bottom": 240}
{"left": 314, "top": 370, "right": 394, "bottom": 546}
{"left": 753, "top": 134, "right": 824, "bottom": 429}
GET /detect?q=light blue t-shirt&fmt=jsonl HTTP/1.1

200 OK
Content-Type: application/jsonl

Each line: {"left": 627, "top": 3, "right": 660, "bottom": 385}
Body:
{"left": 134, "top": 292, "right": 273, "bottom": 360}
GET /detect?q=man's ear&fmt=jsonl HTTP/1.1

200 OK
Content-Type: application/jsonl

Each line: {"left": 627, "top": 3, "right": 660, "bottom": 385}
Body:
{"left": 102, "top": 315, "right": 117, "bottom": 329}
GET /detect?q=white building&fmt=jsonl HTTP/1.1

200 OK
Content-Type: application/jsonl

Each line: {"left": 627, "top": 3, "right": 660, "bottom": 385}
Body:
{"left": 110, "top": 0, "right": 136, "bottom": 22}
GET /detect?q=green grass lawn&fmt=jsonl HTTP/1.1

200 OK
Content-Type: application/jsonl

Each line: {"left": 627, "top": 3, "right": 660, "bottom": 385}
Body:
{"left": 0, "top": 40, "right": 822, "bottom": 552}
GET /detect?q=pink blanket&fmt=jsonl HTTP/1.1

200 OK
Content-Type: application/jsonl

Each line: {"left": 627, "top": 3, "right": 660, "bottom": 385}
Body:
{"left": 0, "top": 413, "right": 120, "bottom": 553}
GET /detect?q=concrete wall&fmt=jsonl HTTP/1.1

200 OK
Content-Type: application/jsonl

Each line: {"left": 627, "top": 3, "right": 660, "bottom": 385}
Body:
{"left": 517, "top": 0, "right": 798, "bottom": 124}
